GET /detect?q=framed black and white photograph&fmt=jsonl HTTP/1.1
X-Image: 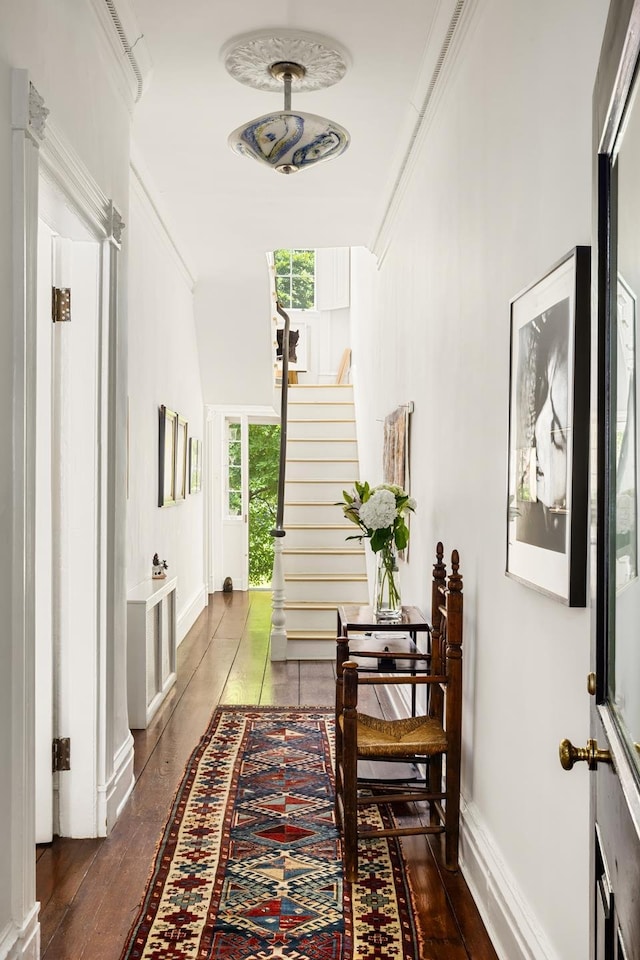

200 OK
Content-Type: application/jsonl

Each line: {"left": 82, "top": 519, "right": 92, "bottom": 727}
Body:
{"left": 189, "top": 438, "right": 202, "bottom": 494}
{"left": 506, "top": 246, "right": 591, "bottom": 605}
{"left": 158, "top": 405, "right": 177, "bottom": 507}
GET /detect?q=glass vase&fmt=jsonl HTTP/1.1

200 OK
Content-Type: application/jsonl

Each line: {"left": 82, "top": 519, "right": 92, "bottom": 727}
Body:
{"left": 374, "top": 545, "right": 402, "bottom": 621}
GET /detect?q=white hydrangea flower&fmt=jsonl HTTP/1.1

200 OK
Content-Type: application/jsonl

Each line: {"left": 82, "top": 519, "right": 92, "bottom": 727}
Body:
{"left": 359, "top": 489, "right": 397, "bottom": 530}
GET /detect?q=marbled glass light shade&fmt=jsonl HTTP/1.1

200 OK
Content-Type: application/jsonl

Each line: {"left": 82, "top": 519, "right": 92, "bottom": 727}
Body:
{"left": 228, "top": 110, "right": 349, "bottom": 174}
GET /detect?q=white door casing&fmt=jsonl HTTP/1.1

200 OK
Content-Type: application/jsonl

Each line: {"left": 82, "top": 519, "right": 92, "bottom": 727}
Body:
{"left": 11, "top": 68, "right": 132, "bottom": 958}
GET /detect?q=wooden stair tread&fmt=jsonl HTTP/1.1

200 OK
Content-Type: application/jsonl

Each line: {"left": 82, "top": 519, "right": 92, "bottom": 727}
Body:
{"left": 285, "top": 523, "right": 354, "bottom": 530}
{"left": 286, "top": 630, "right": 336, "bottom": 640}
{"left": 285, "top": 573, "right": 367, "bottom": 582}
{"left": 285, "top": 478, "right": 359, "bottom": 483}
{"left": 285, "top": 500, "right": 346, "bottom": 506}
{"left": 284, "top": 601, "right": 342, "bottom": 610}
{"left": 282, "top": 548, "right": 364, "bottom": 555}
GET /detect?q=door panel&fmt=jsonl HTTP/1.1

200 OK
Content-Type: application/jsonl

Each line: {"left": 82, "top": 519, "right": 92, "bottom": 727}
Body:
{"left": 591, "top": 4, "right": 640, "bottom": 958}
{"left": 35, "top": 221, "right": 54, "bottom": 844}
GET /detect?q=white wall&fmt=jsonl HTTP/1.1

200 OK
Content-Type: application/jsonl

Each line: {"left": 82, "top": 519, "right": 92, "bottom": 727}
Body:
{"left": 351, "top": 3, "right": 608, "bottom": 958}
{"left": 127, "top": 175, "right": 206, "bottom": 640}
{"left": 195, "top": 267, "right": 274, "bottom": 407}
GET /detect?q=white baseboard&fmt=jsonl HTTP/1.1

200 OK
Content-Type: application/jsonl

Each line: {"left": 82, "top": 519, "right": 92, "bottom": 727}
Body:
{"left": 0, "top": 904, "right": 40, "bottom": 960}
{"left": 178, "top": 583, "right": 207, "bottom": 645}
{"left": 101, "top": 731, "right": 135, "bottom": 835}
{"left": 460, "top": 799, "right": 558, "bottom": 960}
{"left": 381, "top": 686, "right": 553, "bottom": 960}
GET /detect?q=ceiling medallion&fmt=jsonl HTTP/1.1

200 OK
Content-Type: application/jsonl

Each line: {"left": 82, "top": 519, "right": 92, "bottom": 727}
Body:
{"left": 223, "top": 30, "right": 350, "bottom": 175}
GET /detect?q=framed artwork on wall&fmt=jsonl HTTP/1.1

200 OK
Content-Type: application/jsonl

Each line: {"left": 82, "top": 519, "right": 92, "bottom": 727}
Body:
{"left": 175, "top": 416, "right": 188, "bottom": 502}
{"left": 158, "top": 405, "right": 177, "bottom": 507}
{"left": 506, "top": 246, "right": 591, "bottom": 605}
{"left": 189, "top": 438, "right": 202, "bottom": 493}
{"left": 275, "top": 320, "right": 308, "bottom": 373}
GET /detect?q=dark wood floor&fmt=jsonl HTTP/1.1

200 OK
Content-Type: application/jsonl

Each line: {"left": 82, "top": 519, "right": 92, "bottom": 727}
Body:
{"left": 36, "top": 590, "right": 498, "bottom": 960}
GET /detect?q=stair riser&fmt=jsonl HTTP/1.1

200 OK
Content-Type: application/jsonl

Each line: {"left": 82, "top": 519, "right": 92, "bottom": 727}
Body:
{"left": 287, "top": 402, "right": 355, "bottom": 419}
{"left": 284, "top": 608, "right": 342, "bottom": 632}
{"left": 285, "top": 480, "right": 359, "bottom": 500}
{"left": 288, "top": 386, "right": 353, "bottom": 402}
{"left": 284, "top": 503, "right": 349, "bottom": 524}
{"left": 284, "top": 526, "right": 355, "bottom": 548}
{"left": 288, "top": 419, "right": 356, "bottom": 439}
{"left": 282, "top": 555, "right": 366, "bottom": 575}
{"left": 287, "top": 439, "right": 358, "bottom": 459}
{"left": 285, "top": 580, "right": 369, "bottom": 602}
{"left": 287, "top": 459, "right": 359, "bottom": 480}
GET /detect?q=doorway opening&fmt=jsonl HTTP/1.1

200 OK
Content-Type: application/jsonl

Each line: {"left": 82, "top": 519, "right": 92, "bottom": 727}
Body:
{"left": 248, "top": 423, "right": 281, "bottom": 588}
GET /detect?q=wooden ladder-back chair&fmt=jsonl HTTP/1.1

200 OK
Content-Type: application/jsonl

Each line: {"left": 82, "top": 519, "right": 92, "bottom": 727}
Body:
{"left": 334, "top": 542, "right": 463, "bottom": 883}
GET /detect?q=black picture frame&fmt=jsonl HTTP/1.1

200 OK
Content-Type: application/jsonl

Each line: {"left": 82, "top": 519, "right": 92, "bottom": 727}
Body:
{"left": 506, "top": 246, "right": 591, "bottom": 605}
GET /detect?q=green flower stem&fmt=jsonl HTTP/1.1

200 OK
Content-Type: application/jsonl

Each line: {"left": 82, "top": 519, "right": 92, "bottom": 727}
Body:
{"left": 377, "top": 544, "right": 400, "bottom": 612}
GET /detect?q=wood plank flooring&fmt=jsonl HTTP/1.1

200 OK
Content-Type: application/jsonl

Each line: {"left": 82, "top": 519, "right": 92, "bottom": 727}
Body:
{"left": 36, "top": 590, "right": 498, "bottom": 959}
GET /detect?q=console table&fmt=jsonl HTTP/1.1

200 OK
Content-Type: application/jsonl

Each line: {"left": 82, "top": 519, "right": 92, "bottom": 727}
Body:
{"left": 336, "top": 604, "right": 431, "bottom": 717}
{"left": 127, "top": 576, "right": 177, "bottom": 729}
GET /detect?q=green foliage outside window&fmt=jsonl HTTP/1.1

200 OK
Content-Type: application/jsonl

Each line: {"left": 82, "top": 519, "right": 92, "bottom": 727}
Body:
{"left": 248, "top": 423, "right": 281, "bottom": 586}
{"left": 274, "top": 249, "right": 315, "bottom": 310}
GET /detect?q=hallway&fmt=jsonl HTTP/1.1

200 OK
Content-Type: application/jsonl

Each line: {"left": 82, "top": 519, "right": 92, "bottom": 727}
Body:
{"left": 36, "top": 590, "right": 497, "bottom": 959}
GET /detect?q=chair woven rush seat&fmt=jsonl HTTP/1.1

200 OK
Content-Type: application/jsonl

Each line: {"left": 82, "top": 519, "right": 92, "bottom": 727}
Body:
{"left": 347, "top": 711, "right": 448, "bottom": 756}
{"left": 334, "top": 542, "right": 463, "bottom": 882}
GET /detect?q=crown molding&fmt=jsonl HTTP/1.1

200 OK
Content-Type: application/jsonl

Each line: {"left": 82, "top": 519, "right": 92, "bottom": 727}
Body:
{"left": 370, "top": 0, "right": 480, "bottom": 266}
{"left": 130, "top": 143, "right": 198, "bottom": 289}
{"left": 86, "top": 0, "right": 153, "bottom": 109}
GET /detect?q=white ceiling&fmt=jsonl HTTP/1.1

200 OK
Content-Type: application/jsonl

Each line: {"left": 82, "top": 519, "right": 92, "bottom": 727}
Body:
{"left": 129, "top": 0, "right": 443, "bottom": 278}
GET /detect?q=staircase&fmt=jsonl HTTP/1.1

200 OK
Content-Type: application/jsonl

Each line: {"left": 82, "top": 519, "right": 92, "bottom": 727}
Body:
{"left": 283, "top": 383, "right": 369, "bottom": 659}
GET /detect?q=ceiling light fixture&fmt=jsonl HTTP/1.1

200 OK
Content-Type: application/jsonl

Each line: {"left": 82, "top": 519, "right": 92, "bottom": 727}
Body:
{"left": 223, "top": 31, "right": 350, "bottom": 175}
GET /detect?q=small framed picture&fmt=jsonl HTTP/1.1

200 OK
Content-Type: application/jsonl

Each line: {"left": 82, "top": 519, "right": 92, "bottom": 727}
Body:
{"left": 506, "top": 246, "right": 591, "bottom": 605}
{"left": 175, "top": 416, "right": 188, "bottom": 502}
{"left": 158, "top": 405, "right": 177, "bottom": 507}
{"left": 275, "top": 320, "right": 307, "bottom": 372}
{"left": 189, "top": 438, "right": 202, "bottom": 494}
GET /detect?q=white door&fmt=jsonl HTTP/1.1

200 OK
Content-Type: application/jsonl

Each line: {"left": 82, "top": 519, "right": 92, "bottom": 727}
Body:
{"left": 35, "top": 176, "right": 102, "bottom": 839}
{"left": 35, "top": 221, "right": 55, "bottom": 844}
{"left": 221, "top": 416, "right": 249, "bottom": 590}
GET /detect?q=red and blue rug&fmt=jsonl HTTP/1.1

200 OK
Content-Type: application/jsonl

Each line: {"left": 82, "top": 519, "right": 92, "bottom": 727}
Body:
{"left": 119, "top": 706, "right": 420, "bottom": 960}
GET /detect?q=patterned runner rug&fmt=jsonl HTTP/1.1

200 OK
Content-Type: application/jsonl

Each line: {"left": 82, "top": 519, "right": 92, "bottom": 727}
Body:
{"left": 119, "top": 706, "right": 421, "bottom": 960}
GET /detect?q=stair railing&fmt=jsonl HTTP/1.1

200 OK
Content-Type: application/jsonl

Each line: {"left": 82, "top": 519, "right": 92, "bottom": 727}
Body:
{"left": 270, "top": 300, "right": 291, "bottom": 660}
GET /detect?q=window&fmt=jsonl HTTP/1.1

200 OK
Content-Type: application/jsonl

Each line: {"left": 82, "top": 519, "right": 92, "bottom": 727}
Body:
{"left": 226, "top": 420, "right": 242, "bottom": 516}
{"left": 274, "top": 248, "right": 315, "bottom": 310}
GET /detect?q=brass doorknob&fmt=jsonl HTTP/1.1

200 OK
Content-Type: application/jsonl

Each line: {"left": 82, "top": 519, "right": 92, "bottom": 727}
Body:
{"left": 559, "top": 738, "right": 611, "bottom": 771}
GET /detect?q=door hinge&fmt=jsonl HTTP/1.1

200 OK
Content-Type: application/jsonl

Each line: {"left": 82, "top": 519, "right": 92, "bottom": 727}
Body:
{"left": 52, "top": 737, "right": 71, "bottom": 772}
{"left": 52, "top": 287, "right": 71, "bottom": 323}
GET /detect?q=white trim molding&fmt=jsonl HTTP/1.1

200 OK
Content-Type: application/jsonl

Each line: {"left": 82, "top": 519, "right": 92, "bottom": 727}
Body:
{"left": 86, "top": 0, "right": 152, "bottom": 108}
{"left": 0, "top": 904, "right": 40, "bottom": 960}
{"left": 177, "top": 583, "right": 208, "bottom": 645}
{"left": 100, "top": 732, "right": 135, "bottom": 835}
{"left": 371, "top": 0, "right": 480, "bottom": 265}
{"left": 130, "top": 147, "right": 198, "bottom": 290}
{"left": 10, "top": 67, "right": 43, "bottom": 960}
{"left": 460, "top": 799, "right": 559, "bottom": 960}
{"left": 11, "top": 61, "right": 132, "bottom": 902}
